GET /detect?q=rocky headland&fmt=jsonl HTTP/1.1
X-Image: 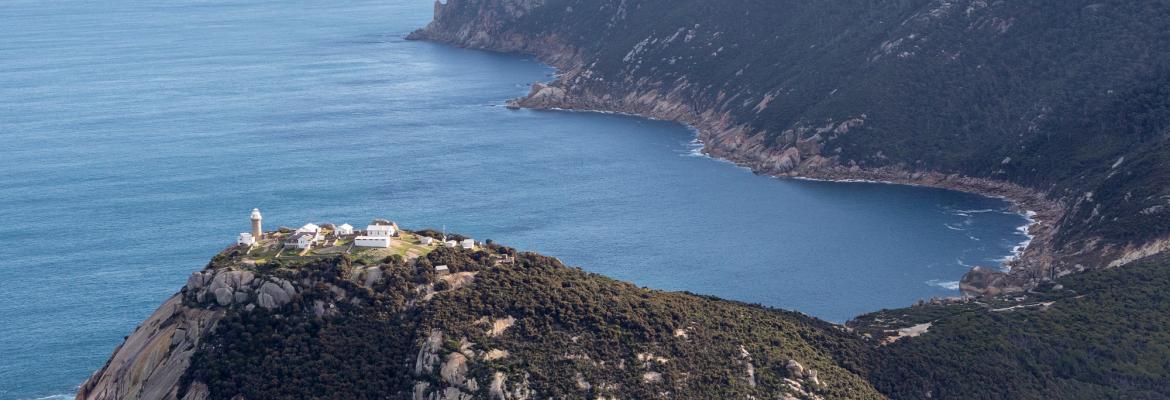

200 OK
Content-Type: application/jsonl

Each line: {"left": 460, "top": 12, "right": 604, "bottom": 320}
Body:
{"left": 78, "top": 230, "right": 889, "bottom": 400}
{"left": 79, "top": 227, "right": 1170, "bottom": 399}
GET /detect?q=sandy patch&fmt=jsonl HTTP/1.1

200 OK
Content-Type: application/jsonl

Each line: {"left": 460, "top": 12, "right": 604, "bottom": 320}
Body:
{"left": 991, "top": 301, "right": 1055, "bottom": 312}
{"left": 882, "top": 322, "right": 933, "bottom": 344}
{"left": 483, "top": 349, "right": 509, "bottom": 361}
{"left": 636, "top": 353, "right": 668, "bottom": 364}
{"left": 642, "top": 371, "right": 663, "bottom": 383}
{"left": 487, "top": 316, "right": 516, "bottom": 337}
{"left": 439, "top": 271, "right": 477, "bottom": 290}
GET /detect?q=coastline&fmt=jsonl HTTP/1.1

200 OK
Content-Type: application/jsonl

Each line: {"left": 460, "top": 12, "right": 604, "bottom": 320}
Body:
{"left": 533, "top": 104, "right": 1045, "bottom": 277}
{"left": 405, "top": 26, "right": 1065, "bottom": 296}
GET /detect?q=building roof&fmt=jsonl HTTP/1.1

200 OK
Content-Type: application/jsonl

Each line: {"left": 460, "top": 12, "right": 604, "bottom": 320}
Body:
{"left": 287, "top": 232, "right": 315, "bottom": 242}
{"left": 297, "top": 223, "right": 320, "bottom": 233}
{"left": 435, "top": 265, "right": 449, "bottom": 271}
{"left": 337, "top": 223, "right": 353, "bottom": 230}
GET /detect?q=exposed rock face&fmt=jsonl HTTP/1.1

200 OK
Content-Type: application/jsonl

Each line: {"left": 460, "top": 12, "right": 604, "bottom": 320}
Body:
{"left": 486, "top": 372, "right": 531, "bottom": 400}
{"left": 76, "top": 295, "right": 223, "bottom": 400}
{"left": 440, "top": 353, "right": 469, "bottom": 386}
{"left": 786, "top": 359, "right": 806, "bottom": 379}
{"left": 413, "top": 329, "right": 502, "bottom": 400}
{"left": 186, "top": 269, "right": 298, "bottom": 311}
{"left": 77, "top": 266, "right": 311, "bottom": 400}
{"left": 415, "top": 329, "right": 445, "bottom": 376}
{"left": 960, "top": 266, "right": 1024, "bottom": 297}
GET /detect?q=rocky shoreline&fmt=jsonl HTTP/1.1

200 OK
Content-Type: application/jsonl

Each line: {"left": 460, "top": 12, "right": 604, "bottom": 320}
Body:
{"left": 407, "top": 23, "right": 1064, "bottom": 297}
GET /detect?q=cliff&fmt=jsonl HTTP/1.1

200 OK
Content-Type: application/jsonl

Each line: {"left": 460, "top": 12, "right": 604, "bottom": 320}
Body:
{"left": 76, "top": 296, "right": 222, "bottom": 400}
{"left": 407, "top": 0, "right": 1170, "bottom": 294}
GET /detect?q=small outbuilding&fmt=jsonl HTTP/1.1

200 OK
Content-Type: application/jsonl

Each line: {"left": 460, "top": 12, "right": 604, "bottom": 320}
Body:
{"left": 419, "top": 236, "right": 435, "bottom": 245}
{"left": 335, "top": 223, "right": 354, "bottom": 236}
{"left": 434, "top": 265, "right": 450, "bottom": 276}
{"left": 237, "top": 232, "right": 255, "bottom": 246}
{"left": 460, "top": 239, "right": 475, "bottom": 250}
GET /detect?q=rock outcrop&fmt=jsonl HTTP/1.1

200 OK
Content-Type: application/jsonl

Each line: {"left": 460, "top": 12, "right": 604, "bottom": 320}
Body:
{"left": 959, "top": 267, "right": 1015, "bottom": 297}
{"left": 78, "top": 266, "right": 309, "bottom": 400}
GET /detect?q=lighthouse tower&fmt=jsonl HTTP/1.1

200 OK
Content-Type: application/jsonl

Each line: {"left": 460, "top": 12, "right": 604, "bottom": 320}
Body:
{"left": 250, "top": 208, "right": 263, "bottom": 239}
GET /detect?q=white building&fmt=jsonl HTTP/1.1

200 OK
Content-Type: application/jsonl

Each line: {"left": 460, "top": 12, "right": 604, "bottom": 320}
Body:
{"left": 354, "top": 236, "right": 391, "bottom": 248}
{"left": 444, "top": 240, "right": 457, "bottom": 248}
{"left": 460, "top": 239, "right": 476, "bottom": 250}
{"left": 237, "top": 232, "right": 255, "bottom": 246}
{"left": 335, "top": 223, "right": 354, "bottom": 236}
{"left": 286, "top": 232, "right": 318, "bottom": 249}
{"left": 366, "top": 224, "right": 396, "bottom": 237}
{"left": 435, "top": 265, "right": 450, "bottom": 275}
{"left": 296, "top": 223, "right": 321, "bottom": 234}
{"left": 419, "top": 236, "right": 435, "bottom": 245}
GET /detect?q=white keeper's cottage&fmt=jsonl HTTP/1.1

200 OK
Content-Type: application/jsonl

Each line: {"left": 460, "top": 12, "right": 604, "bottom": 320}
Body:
{"left": 296, "top": 223, "right": 321, "bottom": 234}
{"left": 355, "top": 220, "right": 395, "bottom": 248}
{"left": 366, "top": 224, "right": 396, "bottom": 237}
{"left": 335, "top": 223, "right": 354, "bottom": 236}
{"left": 286, "top": 232, "right": 319, "bottom": 249}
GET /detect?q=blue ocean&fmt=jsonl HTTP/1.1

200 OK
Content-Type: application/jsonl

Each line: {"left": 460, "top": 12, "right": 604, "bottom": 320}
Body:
{"left": 0, "top": 1, "right": 1029, "bottom": 398}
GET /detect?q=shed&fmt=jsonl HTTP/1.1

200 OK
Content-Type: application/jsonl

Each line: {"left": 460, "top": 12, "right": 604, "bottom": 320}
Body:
{"left": 237, "top": 233, "right": 255, "bottom": 246}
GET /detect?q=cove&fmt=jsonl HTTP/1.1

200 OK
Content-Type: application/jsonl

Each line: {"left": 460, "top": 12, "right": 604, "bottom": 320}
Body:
{"left": 0, "top": 0, "right": 1028, "bottom": 398}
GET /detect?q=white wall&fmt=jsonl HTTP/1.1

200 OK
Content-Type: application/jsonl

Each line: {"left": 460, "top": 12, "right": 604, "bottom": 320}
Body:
{"left": 354, "top": 236, "right": 391, "bottom": 248}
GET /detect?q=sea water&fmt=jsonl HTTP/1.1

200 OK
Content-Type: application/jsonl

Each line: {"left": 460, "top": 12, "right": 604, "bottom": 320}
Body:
{"left": 0, "top": 1, "right": 1029, "bottom": 398}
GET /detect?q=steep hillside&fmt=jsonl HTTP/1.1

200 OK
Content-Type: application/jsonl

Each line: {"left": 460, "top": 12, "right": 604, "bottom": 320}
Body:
{"left": 81, "top": 236, "right": 884, "bottom": 400}
{"left": 81, "top": 232, "right": 1170, "bottom": 399}
{"left": 407, "top": 0, "right": 1170, "bottom": 292}
{"left": 853, "top": 253, "right": 1170, "bottom": 399}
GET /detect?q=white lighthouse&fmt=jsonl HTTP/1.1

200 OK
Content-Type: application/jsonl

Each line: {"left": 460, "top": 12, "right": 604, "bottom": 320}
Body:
{"left": 250, "top": 208, "right": 263, "bottom": 239}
